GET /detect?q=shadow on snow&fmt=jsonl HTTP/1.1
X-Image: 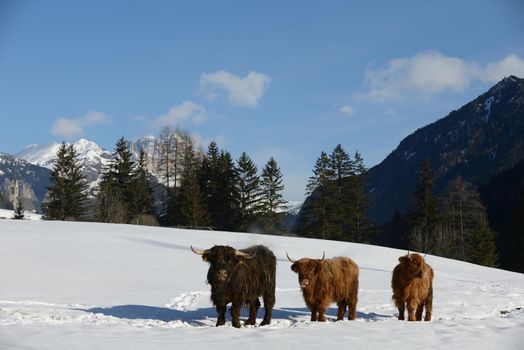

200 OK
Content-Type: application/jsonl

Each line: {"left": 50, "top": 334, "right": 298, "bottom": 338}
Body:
{"left": 80, "top": 305, "right": 392, "bottom": 325}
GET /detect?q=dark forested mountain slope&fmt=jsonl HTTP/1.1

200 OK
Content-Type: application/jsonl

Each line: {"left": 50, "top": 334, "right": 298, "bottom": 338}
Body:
{"left": 366, "top": 76, "right": 524, "bottom": 222}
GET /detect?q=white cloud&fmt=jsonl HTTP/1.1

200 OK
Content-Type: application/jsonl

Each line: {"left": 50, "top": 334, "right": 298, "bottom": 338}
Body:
{"left": 199, "top": 70, "right": 271, "bottom": 108}
{"left": 340, "top": 105, "right": 354, "bottom": 116}
{"left": 153, "top": 101, "right": 207, "bottom": 128}
{"left": 51, "top": 111, "right": 109, "bottom": 139}
{"left": 362, "top": 51, "right": 524, "bottom": 100}
{"left": 481, "top": 54, "right": 524, "bottom": 83}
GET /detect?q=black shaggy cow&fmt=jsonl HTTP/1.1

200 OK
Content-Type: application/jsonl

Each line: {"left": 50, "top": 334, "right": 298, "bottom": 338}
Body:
{"left": 191, "top": 244, "right": 276, "bottom": 328}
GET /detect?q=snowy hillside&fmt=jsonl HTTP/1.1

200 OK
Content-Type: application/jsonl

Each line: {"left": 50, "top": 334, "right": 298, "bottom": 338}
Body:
{"left": 0, "top": 221, "right": 523, "bottom": 349}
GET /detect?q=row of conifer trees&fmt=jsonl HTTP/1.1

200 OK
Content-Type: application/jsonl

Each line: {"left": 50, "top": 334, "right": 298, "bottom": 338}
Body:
{"left": 42, "top": 129, "right": 287, "bottom": 234}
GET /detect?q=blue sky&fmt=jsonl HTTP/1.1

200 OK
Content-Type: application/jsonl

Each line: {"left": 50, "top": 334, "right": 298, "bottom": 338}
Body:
{"left": 1, "top": 0, "right": 523, "bottom": 201}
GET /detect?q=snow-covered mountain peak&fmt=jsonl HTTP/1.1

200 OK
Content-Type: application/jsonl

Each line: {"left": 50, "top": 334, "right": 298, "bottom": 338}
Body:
{"left": 75, "top": 138, "right": 103, "bottom": 153}
{"left": 16, "top": 142, "right": 62, "bottom": 168}
{"left": 16, "top": 139, "right": 110, "bottom": 170}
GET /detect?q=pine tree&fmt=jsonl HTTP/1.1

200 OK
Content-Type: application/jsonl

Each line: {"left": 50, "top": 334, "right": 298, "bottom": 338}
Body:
{"left": 65, "top": 144, "right": 89, "bottom": 220}
{"left": 216, "top": 151, "right": 241, "bottom": 231}
{"left": 199, "top": 141, "right": 221, "bottom": 228}
{"left": 13, "top": 200, "right": 25, "bottom": 220}
{"left": 96, "top": 171, "right": 126, "bottom": 223}
{"left": 351, "top": 150, "right": 371, "bottom": 242}
{"left": 43, "top": 142, "right": 88, "bottom": 221}
{"left": 96, "top": 137, "right": 135, "bottom": 223}
{"left": 178, "top": 137, "right": 208, "bottom": 227}
{"left": 468, "top": 221, "right": 498, "bottom": 267}
{"left": 328, "top": 144, "right": 354, "bottom": 241}
{"left": 259, "top": 157, "right": 285, "bottom": 233}
{"left": 43, "top": 142, "right": 68, "bottom": 220}
{"left": 302, "top": 151, "right": 335, "bottom": 239}
{"left": 128, "top": 149, "right": 156, "bottom": 225}
{"left": 329, "top": 144, "right": 353, "bottom": 183}
{"left": 113, "top": 136, "right": 135, "bottom": 203}
{"left": 236, "top": 152, "right": 261, "bottom": 231}
{"left": 408, "top": 159, "right": 438, "bottom": 253}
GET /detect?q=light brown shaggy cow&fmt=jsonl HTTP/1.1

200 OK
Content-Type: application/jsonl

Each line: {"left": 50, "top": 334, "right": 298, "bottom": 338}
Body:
{"left": 287, "top": 253, "right": 359, "bottom": 322}
{"left": 391, "top": 252, "right": 434, "bottom": 321}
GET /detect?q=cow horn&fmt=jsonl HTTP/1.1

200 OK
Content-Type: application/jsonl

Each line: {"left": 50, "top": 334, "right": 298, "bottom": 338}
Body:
{"left": 320, "top": 251, "right": 325, "bottom": 261}
{"left": 235, "top": 250, "right": 252, "bottom": 258}
{"left": 286, "top": 252, "right": 297, "bottom": 263}
{"left": 190, "top": 246, "right": 207, "bottom": 255}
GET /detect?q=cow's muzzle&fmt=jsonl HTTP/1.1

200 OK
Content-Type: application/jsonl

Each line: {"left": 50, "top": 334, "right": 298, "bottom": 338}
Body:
{"left": 299, "top": 279, "right": 309, "bottom": 289}
{"left": 216, "top": 269, "right": 228, "bottom": 282}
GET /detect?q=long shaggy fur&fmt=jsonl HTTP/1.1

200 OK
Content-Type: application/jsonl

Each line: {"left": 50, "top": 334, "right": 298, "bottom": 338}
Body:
{"left": 291, "top": 256, "right": 359, "bottom": 322}
{"left": 199, "top": 245, "right": 276, "bottom": 328}
{"left": 391, "top": 253, "right": 434, "bottom": 321}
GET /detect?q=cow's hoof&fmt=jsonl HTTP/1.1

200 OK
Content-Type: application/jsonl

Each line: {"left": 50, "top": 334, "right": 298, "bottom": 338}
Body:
{"left": 260, "top": 320, "right": 270, "bottom": 326}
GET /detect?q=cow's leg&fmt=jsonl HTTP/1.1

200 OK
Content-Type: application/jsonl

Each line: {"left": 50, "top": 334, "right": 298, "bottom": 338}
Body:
{"left": 415, "top": 304, "right": 424, "bottom": 321}
{"left": 348, "top": 295, "right": 357, "bottom": 321}
{"left": 230, "top": 301, "right": 243, "bottom": 328}
{"left": 336, "top": 300, "right": 347, "bottom": 321}
{"left": 309, "top": 303, "right": 318, "bottom": 321}
{"left": 407, "top": 300, "right": 417, "bottom": 321}
{"left": 424, "top": 297, "right": 433, "bottom": 321}
{"left": 260, "top": 292, "right": 275, "bottom": 326}
{"left": 216, "top": 305, "right": 227, "bottom": 327}
{"left": 317, "top": 301, "right": 329, "bottom": 322}
{"left": 245, "top": 298, "right": 260, "bottom": 326}
{"left": 424, "top": 286, "right": 433, "bottom": 321}
{"left": 397, "top": 303, "right": 405, "bottom": 320}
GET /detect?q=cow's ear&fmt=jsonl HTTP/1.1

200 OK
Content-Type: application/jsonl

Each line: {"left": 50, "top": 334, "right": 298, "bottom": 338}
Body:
{"left": 202, "top": 253, "right": 210, "bottom": 262}
{"left": 399, "top": 256, "right": 407, "bottom": 264}
{"left": 291, "top": 263, "right": 298, "bottom": 273}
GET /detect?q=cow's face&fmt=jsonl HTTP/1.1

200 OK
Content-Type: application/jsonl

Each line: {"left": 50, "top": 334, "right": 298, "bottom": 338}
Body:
{"left": 192, "top": 245, "right": 249, "bottom": 284}
{"left": 398, "top": 253, "right": 425, "bottom": 277}
{"left": 291, "top": 259, "right": 320, "bottom": 289}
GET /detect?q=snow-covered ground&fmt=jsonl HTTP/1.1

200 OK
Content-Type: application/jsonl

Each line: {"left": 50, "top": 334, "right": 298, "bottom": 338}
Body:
{"left": 0, "top": 220, "right": 523, "bottom": 349}
{"left": 0, "top": 208, "right": 42, "bottom": 220}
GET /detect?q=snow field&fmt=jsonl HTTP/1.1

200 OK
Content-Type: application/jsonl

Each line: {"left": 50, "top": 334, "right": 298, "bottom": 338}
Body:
{"left": 0, "top": 220, "right": 523, "bottom": 349}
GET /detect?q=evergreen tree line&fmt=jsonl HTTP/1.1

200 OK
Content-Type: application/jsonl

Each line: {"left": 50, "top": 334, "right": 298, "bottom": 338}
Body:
{"left": 42, "top": 129, "right": 287, "bottom": 234}
{"left": 42, "top": 138, "right": 156, "bottom": 225}
{"left": 381, "top": 159, "right": 498, "bottom": 267}
{"left": 296, "top": 144, "right": 371, "bottom": 242}
{"left": 158, "top": 127, "right": 286, "bottom": 233}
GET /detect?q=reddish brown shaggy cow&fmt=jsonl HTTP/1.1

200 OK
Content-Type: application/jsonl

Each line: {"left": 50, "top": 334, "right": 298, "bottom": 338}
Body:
{"left": 287, "top": 253, "right": 359, "bottom": 322}
{"left": 391, "top": 252, "right": 434, "bottom": 321}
